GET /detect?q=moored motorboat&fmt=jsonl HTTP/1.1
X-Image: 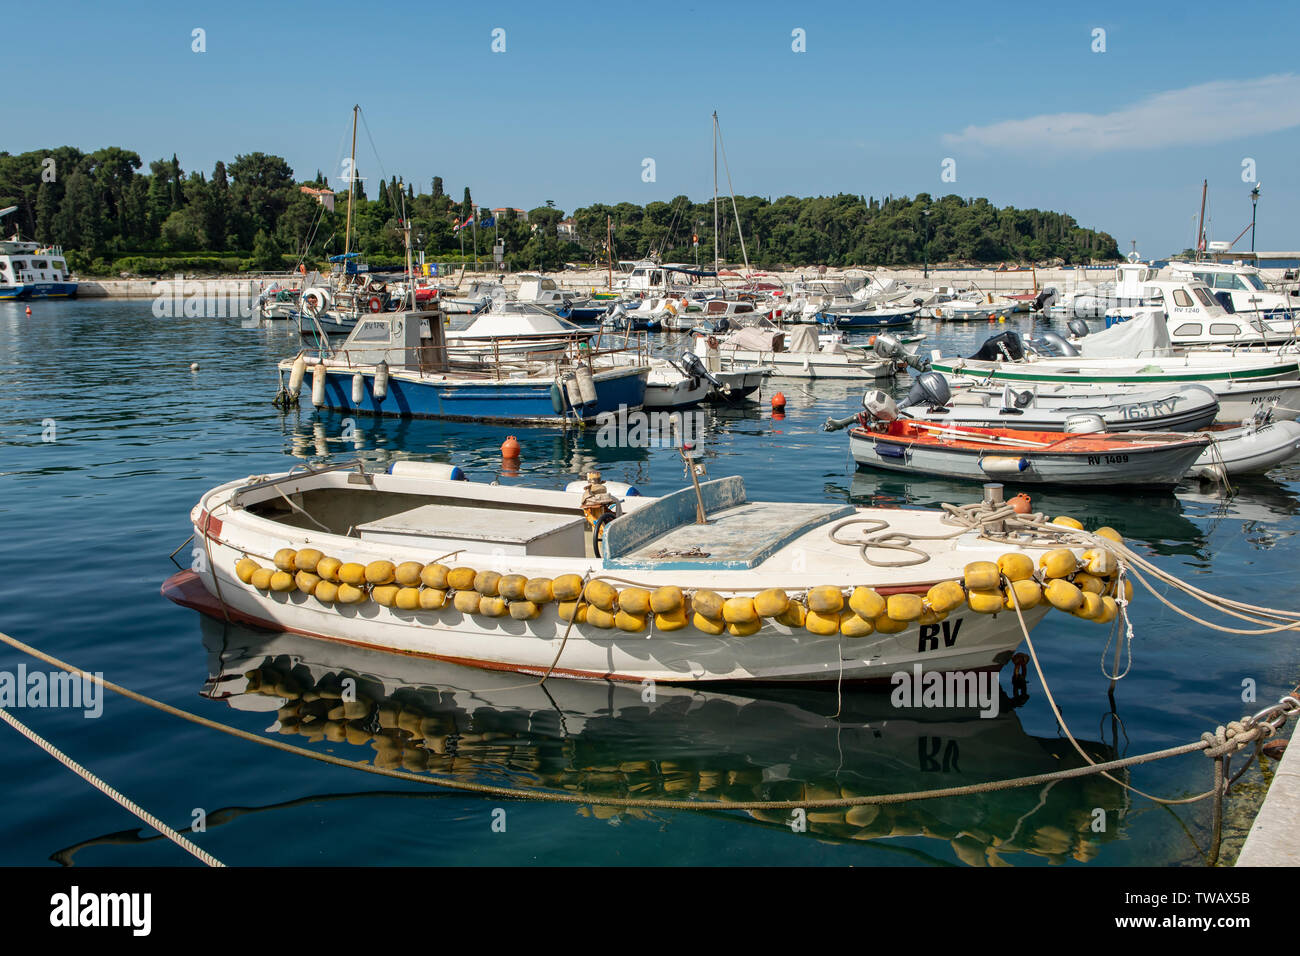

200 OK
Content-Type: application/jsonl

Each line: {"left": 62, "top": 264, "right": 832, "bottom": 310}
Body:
{"left": 1189, "top": 418, "right": 1300, "bottom": 481}
{"left": 846, "top": 391, "right": 1211, "bottom": 487}
{"left": 164, "top": 462, "right": 1127, "bottom": 684}
{"left": 705, "top": 319, "right": 894, "bottom": 380}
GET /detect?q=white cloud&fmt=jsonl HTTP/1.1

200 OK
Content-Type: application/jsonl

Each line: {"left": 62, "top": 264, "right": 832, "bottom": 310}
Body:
{"left": 944, "top": 74, "right": 1300, "bottom": 152}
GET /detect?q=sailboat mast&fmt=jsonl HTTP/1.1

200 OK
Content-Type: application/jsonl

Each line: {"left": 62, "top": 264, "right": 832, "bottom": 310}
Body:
{"left": 1196, "top": 178, "right": 1207, "bottom": 257}
{"left": 344, "top": 104, "right": 358, "bottom": 259}
{"left": 712, "top": 111, "right": 719, "bottom": 278}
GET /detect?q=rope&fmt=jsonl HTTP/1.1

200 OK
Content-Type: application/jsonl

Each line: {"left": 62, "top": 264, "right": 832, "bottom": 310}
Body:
{"left": 0, "top": 707, "right": 224, "bottom": 867}
{"left": 0, "top": 629, "right": 1282, "bottom": 816}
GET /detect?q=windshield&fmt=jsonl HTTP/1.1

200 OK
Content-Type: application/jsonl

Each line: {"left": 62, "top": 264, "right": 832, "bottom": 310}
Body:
{"left": 1244, "top": 274, "right": 1267, "bottom": 291}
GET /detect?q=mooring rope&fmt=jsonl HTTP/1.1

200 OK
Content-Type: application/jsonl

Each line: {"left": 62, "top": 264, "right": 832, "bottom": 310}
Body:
{"left": 0, "top": 707, "right": 224, "bottom": 867}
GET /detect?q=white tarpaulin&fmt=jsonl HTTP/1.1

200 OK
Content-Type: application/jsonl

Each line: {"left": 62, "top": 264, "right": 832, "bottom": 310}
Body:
{"left": 787, "top": 325, "right": 821, "bottom": 353}
{"left": 1077, "top": 311, "right": 1173, "bottom": 359}
{"left": 727, "top": 326, "right": 784, "bottom": 351}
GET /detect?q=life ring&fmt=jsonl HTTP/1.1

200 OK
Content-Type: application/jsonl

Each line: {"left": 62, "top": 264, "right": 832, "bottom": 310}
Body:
{"left": 707, "top": 336, "right": 719, "bottom": 349}
{"left": 368, "top": 296, "right": 383, "bottom": 313}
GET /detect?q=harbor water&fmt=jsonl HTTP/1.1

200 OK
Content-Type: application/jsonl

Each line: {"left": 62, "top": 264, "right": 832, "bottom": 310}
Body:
{"left": 0, "top": 299, "right": 1296, "bottom": 866}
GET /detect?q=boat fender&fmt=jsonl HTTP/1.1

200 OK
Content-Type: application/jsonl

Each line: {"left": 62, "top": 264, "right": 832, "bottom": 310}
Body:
{"left": 289, "top": 355, "right": 307, "bottom": 395}
{"left": 849, "top": 587, "right": 886, "bottom": 619}
{"left": 754, "top": 588, "right": 790, "bottom": 618}
{"left": 420, "top": 563, "right": 450, "bottom": 589}
{"left": 654, "top": 607, "right": 689, "bottom": 631}
{"left": 926, "top": 581, "right": 966, "bottom": 614}
{"left": 498, "top": 574, "right": 529, "bottom": 601}
{"left": 552, "top": 574, "right": 584, "bottom": 601}
{"left": 997, "top": 553, "right": 1035, "bottom": 582}
{"left": 311, "top": 363, "right": 326, "bottom": 407}
{"left": 1039, "top": 549, "right": 1078, "bottom": 579}
{"left": 523, "top": 577, "right": 555, "bottom": 604}
{"left": 563, "top": 372, "right": 582, "bottom": 408}
{"left": 1082, "top": 548, "right": 1116, "bottom": 576}
{"left": 394, "top": 562, "right": 424, "bottom": 587}
{"left": 473, "top": 570, "right": 502, "bottom": 596}
{"left": 419, "top": 588, "right": 447, "bottom": 610}
{"left": 372, "top": 360, "right": 389, "bottom": 401}
{"left": 727, "top": 618, "right": 762, "bottom": 637}
{"left": 269, "top": 571, "right": 296, "bottom": 592}
{"left": 1044, "top": 579, "right": 1084, "bottom": 612}
{"left": 1003, "top": 579, "right": 1042, "bottom": 611}
{"left": 617, "top": 609, "right": 648, "bottom": 632}
{"left": 918, "top": 605, "right": 948, "bottom": 626}
{"left": 509, "top": 600, "right": 541, "bottom": 621}
{"left": 804, "top": 610, "right": 840, "bottom": 636}
{"left": 693, "top": 612, "right": 726, "bottom": 635}
{"left": 650, "top": 586, "right": 685, "bottom": 614}
{"left": 586, "top": 606, "right": 616, "bottom": 629}
{"left": 722, "top": 597, "right": 758, "bottom": 624}
{"left": 839, "top": 611, "right": 875, "bottom": 638}
{"left": 979, "top": 456, "right": 1028, "bottom": 474}
{"left": 692, "top": 589, "right": 725, "bottom": 620}
{"left": 872, "top": 613, "right": 909, "bottom": 634}
{"left": 585, "top": 580, "right": 618, "bottom": 611}
{"left": 887, "top": 593, "right": 924, "bottom": 621}
{"left": 1097, "top": 596, "right": 1119, "bottom": 623}
{"left": 446, "top": 567, "right": 478, "bottom": 591}
{"left": 966, "top": 589, "right": 1003, "bottom": 614}
{"left": 776, "top": 602, "right": 807, "bottom": 628}
{"left": 295, "top": 571, "right": 321, "bottom": 595}
{"left": 1074, "top": 591, "right": 1104, "bottom": 621}
{"left": 1073, "top": 572, "right": 1105, "bottom": 595}
{"left": 576, "top": 364, "right": 598, "bottom": 405}
{"left": 453, "top": 590, "right": 482, "bottom": 614}
{"left": 314, "top": 581, "right": 339, "bottom": 603}
{"left": 352, "top": 373, "right": 365, "bottom": 404}
{"left": 1094, "top": 526, "right": 1123, "bottom": 545}
{"left": 550, "top": 381, "right": 566, "bottom": 414}
{"left": 274, "top": 548, "right": 298, "bottom": 571}
{"left": 618, "top": 588, "right": 652, "bottom": 616}
{"left": 388, "top": 461, "right": 466, "bottom": 481}
{"left": 806, "top": 586, "right": 844, "bottom": 614}
{"left": 479, "top": 596, "right": 508, "bottom": 617}
{"left": 235, "top": 558, "right": 260, "bottom": 584}
{"left": 337, "top": 583, "right": 367, "bottom": 604}
{"left": 365, "top": 561, "right": 396, "bottom": 586}
{"left": 557, "top": 601, "right": 587, "bottom": 623}
{"left": 395, "top": 587, "right": 421, "bottom": 611}
{"left": 372, "top": 585, "right": 400, "bottom": 607}
{"left": 295, "top": 548, "right": 323, "bottom": 572}
{"left": 250, "top": 567, "right": 275, "bottom": 590}
{"left": 963, "top": 561, "right": 1000, "bottom": 591}
{"left": 1052, "top": 515, "right": 1084, "bottom": 530}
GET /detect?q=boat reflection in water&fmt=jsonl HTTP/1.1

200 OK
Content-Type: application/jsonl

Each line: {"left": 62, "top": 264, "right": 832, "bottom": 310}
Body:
{"left": 181, "top": 619, "right": 1128, "bottom": 866}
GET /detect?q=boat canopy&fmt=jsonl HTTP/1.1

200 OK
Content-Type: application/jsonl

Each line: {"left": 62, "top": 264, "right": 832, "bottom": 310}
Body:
{"left": 787, "top": 325, "right": 821, "bottom": 353}
{"left": 1077, "top": 311, "right": 1174, "bottom": 359}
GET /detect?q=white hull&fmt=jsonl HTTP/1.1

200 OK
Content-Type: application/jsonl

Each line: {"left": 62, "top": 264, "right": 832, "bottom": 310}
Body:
{"left": 718, "top": 348, "right": 894, "bottom": 380}
{"left": 1191, "top": 420, "right": 1300, "bottom": 479}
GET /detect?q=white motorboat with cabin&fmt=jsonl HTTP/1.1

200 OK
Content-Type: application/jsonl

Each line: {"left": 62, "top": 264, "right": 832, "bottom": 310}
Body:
{"left": 0, "top": 208, "right": 77, "bottom": 299}
{"left": 1168, "top": 260, "right": 1298, "bottom": 321}
{"left": 446, "top": 300, "right": 598, "bottom": 361}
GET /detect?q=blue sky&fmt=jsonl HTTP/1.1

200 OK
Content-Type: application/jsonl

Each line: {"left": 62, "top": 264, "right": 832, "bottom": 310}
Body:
{"left": 12, "top": 0, "right": 1300, "bottom": 257}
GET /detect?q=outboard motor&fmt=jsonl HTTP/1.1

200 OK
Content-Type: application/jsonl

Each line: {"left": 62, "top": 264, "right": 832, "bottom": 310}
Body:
{"left": 903, "top": 370, "right": 951, "bottom": 409}
{"left": 1000, "top": 384, "right": 1034, "bottom": 409}
{"left": 969, "top": 330, "right": 1026, "bottom": 362}
{"left": 680, "top": 349, "right": 725, "bottom": 390}
{"left": 1032, "top": 287, "right": 1058, "bottom": 312}
{"left": 1038, "top": 330, "right": 1079, "bottom": 357}
{"left": 874, "top": 331, "right": 932, "bottom": 372}
{"left": 862, "top": 389, "right": 900, "bottom": 422}
{"left": 1064, "top": 414, "right": 1106, "bottom": 434}
{"left": 1066, "top": 318, "right": 1090, "bottom": 339}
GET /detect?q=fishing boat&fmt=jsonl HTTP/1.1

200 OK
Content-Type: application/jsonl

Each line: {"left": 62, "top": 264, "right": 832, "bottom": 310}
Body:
{"left": 163, "top": 461, "right": 1125, "bottom": 684}
{"left": 703, "top": 319, "right": 894, "bottom": 380}
{"left": 445, "top": 301, "right": 598, "bottom": 361}
{"left": 0, "top": 208, "right": 77, "bottom": 299}
{"left": 930, "top": 313, "right": 1300, "bottom": 389}
{"left": 280, "top": 305, "right": 648, "bottom": 425}
{"left": 864, "top": 373, "right": 1221, "bottom": 433}
{"left": 815, "top": 303, "right": 919, "bottom": 329}
{"left": 847, "top": 391, "right": 1211, "bottom": 487}
{"left": 643, "top": 351, "right": 764, "bottom": 408}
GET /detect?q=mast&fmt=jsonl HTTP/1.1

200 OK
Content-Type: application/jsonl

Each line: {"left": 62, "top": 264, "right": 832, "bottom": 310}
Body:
{"left": 712, "top": 111, "right": 719, "bottom": 278}
{"left": 1196, "top": 179, "right": 1207, "bottom": 257}
{"left": 607, "top": 214, "right": 613, "bottom": 290}
{"left": 344, "top": 104, "right": 358, "bottom": 259}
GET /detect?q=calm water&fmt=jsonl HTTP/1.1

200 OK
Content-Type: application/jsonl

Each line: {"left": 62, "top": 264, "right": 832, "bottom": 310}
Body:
{"left": 0, "top": 299, "right": 1296, "bottom": 867}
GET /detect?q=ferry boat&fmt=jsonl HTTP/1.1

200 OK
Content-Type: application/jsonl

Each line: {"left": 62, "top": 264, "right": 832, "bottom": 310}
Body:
{"left": 0, "top": 236, "right": 77, "bottom": 300}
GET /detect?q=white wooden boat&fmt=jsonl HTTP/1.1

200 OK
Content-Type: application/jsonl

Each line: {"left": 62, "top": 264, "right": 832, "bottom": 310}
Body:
{"left": 164, "top": 462, "right": 1121, "bottom": 684}
{"left": 704, "top": 321, "right": 894, "bottom": 381}
{"left": 446, "top": 301, "right": 597, "bottom": 360}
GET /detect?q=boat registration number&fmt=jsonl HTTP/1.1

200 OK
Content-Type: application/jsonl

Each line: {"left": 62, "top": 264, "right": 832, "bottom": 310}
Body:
{"left": 1117, "top": 398, "right": 1176, "bottom": 419}
{"left": 1087, "top": 454, "right": 1129, "bottom": 465}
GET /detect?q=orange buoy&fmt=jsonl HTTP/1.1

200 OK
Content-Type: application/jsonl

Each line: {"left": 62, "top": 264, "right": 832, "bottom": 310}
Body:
{"left": 25, "top": 307, "right": 32, "bottom": 315}
{"left": 771, "top": 392, "right": 786, "bottom": 411}
{"left": 1009, "top": 493, "right": 1032, "bottom": 514}
{"left": 501, "top": 435, "right": 520, "bottom": 459}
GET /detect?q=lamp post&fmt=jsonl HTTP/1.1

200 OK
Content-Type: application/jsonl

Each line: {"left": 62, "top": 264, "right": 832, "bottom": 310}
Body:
{"left": 1250, "top": 184, "right": 1261, "bottom": 254}
{"left": 923, "top": 208, "right": 931, "bottom": 279}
